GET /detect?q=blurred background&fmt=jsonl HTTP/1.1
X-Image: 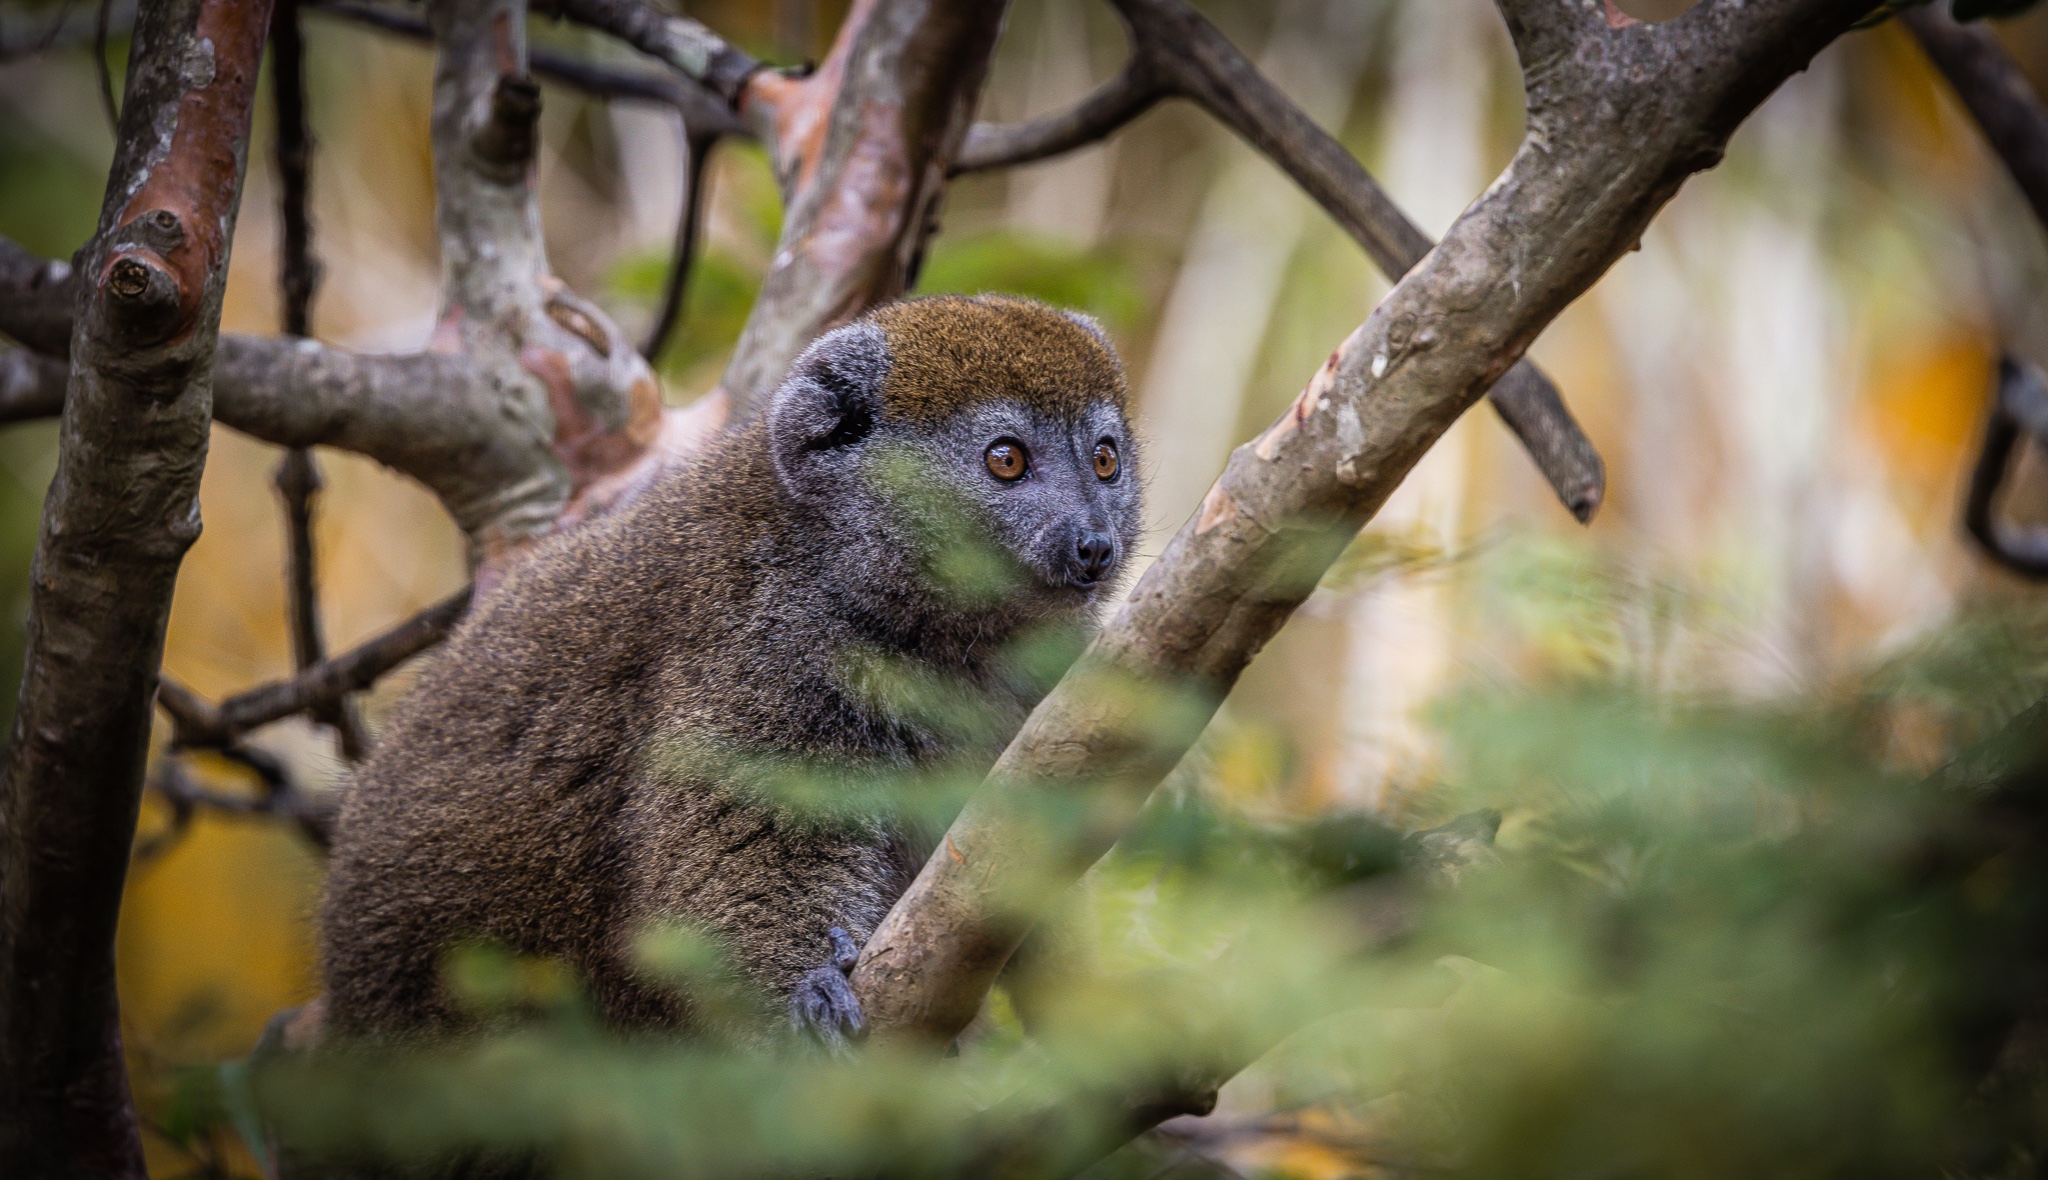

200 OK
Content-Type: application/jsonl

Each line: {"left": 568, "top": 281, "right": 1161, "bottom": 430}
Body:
{"left": 4, "top": 0, "right": 2048, "bottom": 1174}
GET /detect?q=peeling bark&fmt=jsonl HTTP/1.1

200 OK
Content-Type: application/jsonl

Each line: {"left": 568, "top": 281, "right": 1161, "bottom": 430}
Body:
{"left": 850, "top": 0, "right": 1872, "bottom": 1047}
{"left": 719, "top": 0, "right": 1011, "bottom": 414}
{"left": 0, "top": 0, "right": 274, "bottom": 1171}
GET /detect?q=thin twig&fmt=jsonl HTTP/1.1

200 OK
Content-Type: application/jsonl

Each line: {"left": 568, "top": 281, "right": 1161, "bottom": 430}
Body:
{"left": 135, "top": 753, "right": 336, "bottom": 861}
{"left": 1965, "top": 356, "right": 2048, "bottom": 579}
{"left": 0, "top": 0, "right": 99, "bottom": 64}
{"left": 158, "top": 588, "right": 473, "bottom": 749}
{"left": 1903, "top": 4, "right": 2048, "bottom": 237}
{"left": 92, "top": 0, "right": 117, "bottom": 129}
{"left": 642, "top": 131, "right": 716, "bottom": 361}
{"left": 954, "top": 56, "right": 1163, "bottom": 174}
{"left": 270, "top": 0, "right": 368, "bottom": 760}
{"left": 307, "top": 0, "right": 746, "bottom": 134}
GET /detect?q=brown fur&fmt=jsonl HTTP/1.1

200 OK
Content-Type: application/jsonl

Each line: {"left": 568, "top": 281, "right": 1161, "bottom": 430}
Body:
{"left": 318, "top": 296, "right": 1134, "bottom": 1042}
{"left": 870, "top": 295, "right": 1127, "bottom": 423}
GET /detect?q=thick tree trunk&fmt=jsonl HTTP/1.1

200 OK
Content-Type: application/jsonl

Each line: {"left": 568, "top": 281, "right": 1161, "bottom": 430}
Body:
{"left": 0, "top": 0, "right": 274, "bottom": 1172}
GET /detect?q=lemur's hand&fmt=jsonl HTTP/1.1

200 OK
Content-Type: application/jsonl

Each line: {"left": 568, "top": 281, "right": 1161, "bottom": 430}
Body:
{"left": 789, "top": 927, "right": 866, "bottom": 1054}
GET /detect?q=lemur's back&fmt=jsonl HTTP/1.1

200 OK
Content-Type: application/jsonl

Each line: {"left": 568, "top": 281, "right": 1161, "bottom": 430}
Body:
{"left": 322, "top": 427, "right": 907, "bottom": 1035}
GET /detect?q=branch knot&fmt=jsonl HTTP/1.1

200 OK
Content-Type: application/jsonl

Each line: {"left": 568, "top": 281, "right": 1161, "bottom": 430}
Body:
{"left": 471, "top": 73, "right": 543, "bottom": 183}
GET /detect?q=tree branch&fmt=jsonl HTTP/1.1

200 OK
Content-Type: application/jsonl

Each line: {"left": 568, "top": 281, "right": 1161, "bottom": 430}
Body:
{"left": 0, "top": 234, "right": 78, "bottom": 357}
{"left": 308, "top": 0, "right": 745, "bottom": 134}
{"left": 135, "top": 748, "right": 337, "bottom": 861}
{"left": 1965, "top": 355, "right": 2048, "bottom": 578}
{"left": 0, "top": 347, "right": 67, "bottom": 422}
{"left": 158, "top": 588, "right": 473, "bottom": 749}
{"left": 960, "top": 0, "right": 1604, "bottom": 520}
{"left": 0, "top": 0, "right": 275, "bottom": 1171}
{"left": 850, "top": 0, "right": 1871, "bottom": 1047}
{"left": 1902, "top": 3, "right": 2048, "bottom": 237}
{"left": 642, "top": 130, "right": 717, "bottom": 361}
{"left": 550, "top": 0, "right": 765, "bottom": 103}
{"left": 270, "top": 0, "right": 368, "bottom": 760}
{"left": 718, "top": 0, "right": 1012, "bottom": 415}
{"left": 954, "top": 56, "right": 1166, "bottom": 174}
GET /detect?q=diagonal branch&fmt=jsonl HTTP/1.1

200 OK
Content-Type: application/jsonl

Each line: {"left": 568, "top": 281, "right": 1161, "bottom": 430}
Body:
{"left": 158, "top": 588, "right": 473, "bottom": 749}
{"left": 850, "top": 0, "right": 1872, "bottom": 1048}
{"left": 550, "top": 0, "right": 765, "bottom": 103}
{"left": 0, "top": 0, "right": 276, "bottom": 1171}
{"left": 716, "top": 0, "right": 1013, "bottom": 415}
{"left": 309, "top": 0, "right": 748, "bottom": 136}
{"left": 961, "top": 0, "right": 1605, "bottom": 520}
{"left": 1902, "top": 3, "right": 2048, "bottom": 237}
{"left": 954, "top": 55, "right": 1164, "bottom": 174}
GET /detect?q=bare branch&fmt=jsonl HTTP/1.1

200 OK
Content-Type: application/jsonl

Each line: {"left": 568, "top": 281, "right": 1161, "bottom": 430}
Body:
{"left": 269, "top": 0, "right": 368, "bottom": 759}
{"left": 850, "top": 0, "right": 1871, "bottom": 1046}
{"left": 0, "top": 234, "right": 78, "bottom": 357}
{"left": 954, "top": 57, "right": 1165, "bottom": 174}
{"left": 0, "top": 1, "right": 135, "bottom": 63}
{"left": 136, "top": 751, "right": 336, "bottom": 861}
{"left": 1965, "top": 356, "right": 2048, "bottom": 578}
{"left": 0, "top": 347, "right": 66, "bottom": 422}
{"left": 160, "top": 588, "right": 473, "bottom": 749}
{"left": 958, "top": 0, "right": 1603, "bottom": 520}
{"left": 0, "top": 0, "right": 275, "bottom": 1169}
{"left": 642, "top": 131, "right": 717, "bottom": 361}
{"left": 719, "top": 0, "right": 1011, "bottom": 414}
{"left": 308, "top": 0, "right": 746, "bottom": 134}
{"left": 1902, "top": 3, "right": 2048, "bottom": 237}
{"left": 551, "top": 0, "right": 765, "bottom": 103}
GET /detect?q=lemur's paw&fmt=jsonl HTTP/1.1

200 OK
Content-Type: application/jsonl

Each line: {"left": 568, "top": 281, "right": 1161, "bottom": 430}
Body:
{"left": 789, "top": 927, "right": 865, "bottom": 1054}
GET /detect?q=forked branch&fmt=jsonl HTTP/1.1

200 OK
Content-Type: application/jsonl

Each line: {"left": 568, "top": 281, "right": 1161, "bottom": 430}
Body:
{"left": 963, "top": 0, "right": 1606, "bottom": 520}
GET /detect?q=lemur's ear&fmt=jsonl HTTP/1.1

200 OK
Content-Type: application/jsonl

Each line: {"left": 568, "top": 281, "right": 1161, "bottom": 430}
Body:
{"left": 767, "top": 321, "right": 891, "bottom": 502}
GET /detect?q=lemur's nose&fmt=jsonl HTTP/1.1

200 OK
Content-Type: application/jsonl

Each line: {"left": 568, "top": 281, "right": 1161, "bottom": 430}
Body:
{"left": 1074, "top": 530, "right": 1116, "bottom": 585}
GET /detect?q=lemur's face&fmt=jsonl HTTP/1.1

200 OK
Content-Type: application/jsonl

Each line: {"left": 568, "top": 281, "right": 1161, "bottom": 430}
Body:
{"left": 767, "top": 295, "right": 1143, "bottom": 612}
{"left": 911, "top": 398, "right": 1140, "bottom": 597}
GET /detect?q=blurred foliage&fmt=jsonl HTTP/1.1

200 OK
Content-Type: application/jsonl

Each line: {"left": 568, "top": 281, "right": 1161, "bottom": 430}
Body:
{"left": 230, "top": 558, "right": 2048, "bottom": 1179}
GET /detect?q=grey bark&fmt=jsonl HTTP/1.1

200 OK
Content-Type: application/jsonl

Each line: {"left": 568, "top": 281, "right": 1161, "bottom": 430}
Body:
{"left": 0, "top": 0, "right": 274, "bottom": 1172}
{"left": 850, "top": 0, "right": 1873, "bottom": 1046}
{"left": 1904, "top": 4, "right": 2048, "bottom": 237}
{"left": 0, "top": 348, "right": 67, "bottom": 422}
{"left": 717, "top": 0, "right": 1013, "bottom": 414}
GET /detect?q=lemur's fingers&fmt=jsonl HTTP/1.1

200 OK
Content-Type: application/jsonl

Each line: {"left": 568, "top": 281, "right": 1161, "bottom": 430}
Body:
{"left": 828, "top": 926, "right": 860, "bottom": 973}
{"left": 790, "top": 964, "right": 866, "bottom": 1053}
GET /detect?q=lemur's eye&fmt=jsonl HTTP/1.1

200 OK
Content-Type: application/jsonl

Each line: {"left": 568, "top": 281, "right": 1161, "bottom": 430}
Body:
{"left": 985, "top": 440, "right": 1028, "bottom": 481}
{"left": 1093, "top": 440, "right": 1119, "bottom": 481}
